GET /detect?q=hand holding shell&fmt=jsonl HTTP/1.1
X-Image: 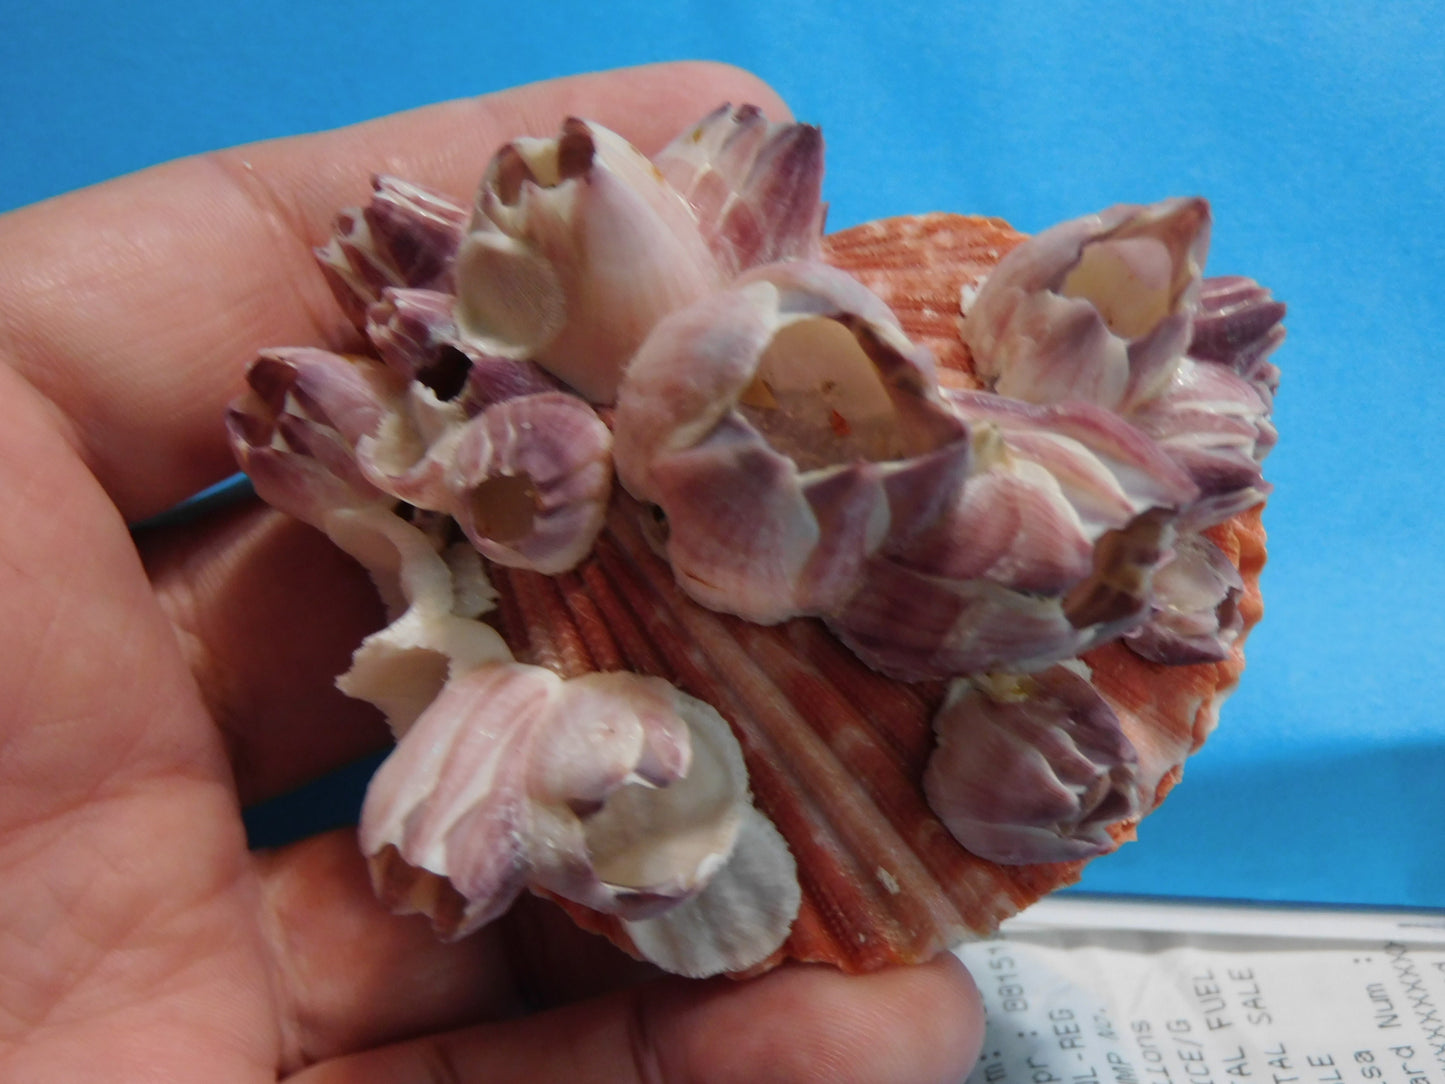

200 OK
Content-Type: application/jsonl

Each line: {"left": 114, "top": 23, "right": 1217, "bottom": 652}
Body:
{"left": 229, "top": 104, "right": 1282, "bottom": 978}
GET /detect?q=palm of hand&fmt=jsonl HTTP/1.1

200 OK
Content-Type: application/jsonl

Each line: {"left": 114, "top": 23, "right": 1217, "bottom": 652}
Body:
{"left": 0, "top": 64, "right": 982, "bottom": 1084}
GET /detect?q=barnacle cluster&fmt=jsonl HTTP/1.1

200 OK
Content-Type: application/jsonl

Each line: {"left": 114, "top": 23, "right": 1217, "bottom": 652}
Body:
{"left": 228, "top": 105, "right": 1283, "bottom": 977}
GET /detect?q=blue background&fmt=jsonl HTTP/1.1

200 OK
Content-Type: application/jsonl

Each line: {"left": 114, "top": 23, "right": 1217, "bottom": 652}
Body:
{"left": 6, "top": 1, "right": 1441, "bottom": 909}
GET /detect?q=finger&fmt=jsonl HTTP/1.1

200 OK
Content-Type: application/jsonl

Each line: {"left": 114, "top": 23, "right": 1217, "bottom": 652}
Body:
{"left": 0, "top": 354, "right": 231, "bottom": 827}
{"left": 0, "top": 62, "right": 789, "bottom": 523}
{"left": 257, "top": 831, "right": 518, "bottom": 1073}
{"left": 138, "top": 498, "right": 392, "bottom": 805}
{"left": 257, "top": 830, "right": 659, "bottom": 1072}
{"left": 286, "top": 953, "right": 984, "bottom": 1084}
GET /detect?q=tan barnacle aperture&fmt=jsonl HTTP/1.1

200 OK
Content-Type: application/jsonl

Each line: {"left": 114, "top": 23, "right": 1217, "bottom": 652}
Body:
{"left": 436, "top": 392, "right": 613, "bottom": 575}
{"left": 612, "top": 259, "right": 971, "bottom": 624}
{"left": 452, "top": 118, "right": 723, "bottom": 404}
{"left": 359, "top": 662, "right": 800, "bottom": 976}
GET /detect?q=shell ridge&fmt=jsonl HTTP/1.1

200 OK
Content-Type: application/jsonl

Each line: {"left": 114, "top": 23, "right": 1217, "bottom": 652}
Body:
{"left": 492, "top": 564, "right": 595, "bottom": 676}
{"left": 735, "top": 625, "right": 1029, "bottom": 942}
{"left": 586, "top": 526, "right": 895, "bottom": 963}
{"left": 604, "top": 508, "right": 978, "bottom": 961}
{"left": 577, "top": 538, "right": 674, "bottom": 677}
{"left": 551, "top": 567, "right": 627, "bottom": 672}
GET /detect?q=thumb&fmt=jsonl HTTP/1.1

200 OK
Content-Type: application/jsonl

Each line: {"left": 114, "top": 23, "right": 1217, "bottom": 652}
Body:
{"left": 287, "top": 955, "right": 984, "bottom": 1084}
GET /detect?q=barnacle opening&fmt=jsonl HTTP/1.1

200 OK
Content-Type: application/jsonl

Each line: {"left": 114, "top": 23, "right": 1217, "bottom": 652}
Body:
{"left": 491, "top": 120, "right": 596, "bottom": 204}
{"left": 466, "top": 474, "right": 541, "bottom": 543}
{"left": 1059, "top": 200, "right": 1208, "bottom": 340}
{"left": 737, "top": 316, "right": 907, "bottom": 471}
{"left": 576, "top": 689, "right": 746, "bottom": 908}
{"left": 583, "top": 757, "right": 735, "bottom": 893}
{"left": 417, "top": 346, "right": 472, "bottom": 400}
{"left": 1061, "top": 238, "right": 1174, "bottom": 338}
{"left": 1062, "top": 507, "right": 1174, "bottom": 628}
{"left": 370, "top": 844, "right": 471, "bottom": 937}
{"left": 1081, "top": 779, "right": 1136, "bottom": 824}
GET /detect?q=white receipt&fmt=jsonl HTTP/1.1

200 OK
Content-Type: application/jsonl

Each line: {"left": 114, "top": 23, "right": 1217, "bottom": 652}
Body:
{"left": 956, "top": 897, "right": 1445, "bottom": 1084}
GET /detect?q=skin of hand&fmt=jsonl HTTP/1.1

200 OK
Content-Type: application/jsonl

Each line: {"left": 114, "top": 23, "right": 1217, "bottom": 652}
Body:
{"left": 0, "top": 61, "right": 986, "bottom": 1083}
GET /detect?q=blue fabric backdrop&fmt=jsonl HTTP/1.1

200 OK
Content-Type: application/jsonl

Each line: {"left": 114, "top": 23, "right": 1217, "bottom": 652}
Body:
{"left": 6, "top": 0, "right": 1441, "bottom": 909}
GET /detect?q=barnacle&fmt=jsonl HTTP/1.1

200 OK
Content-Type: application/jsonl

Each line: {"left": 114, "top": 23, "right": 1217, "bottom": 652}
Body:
{"left": 360, "top": 663, "right": 796, "bottom": 949}
{"left": 612, "top": 259, "right": 968, "bottom": 624}
{"left": 227, "top": 107, "right": 1282, "bottom": 977}
{"left": 653, "top": 103, "right": 827, "bottom": 277}
{"left": 923, "top": 665, "right": 1141, "bottom": 864}
{"left": 961, "top": 198, "right": 1211, "bottom": 412}
{"left": 453, "top": 118, "right": 722, "bottom": 403}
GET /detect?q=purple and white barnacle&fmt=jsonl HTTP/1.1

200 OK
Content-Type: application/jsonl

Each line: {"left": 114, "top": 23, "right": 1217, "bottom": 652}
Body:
{"left": 452, "top": 117, "right": 723, "bottom": 403}
{"left": 923, "top": 665, "right": 1143, "bottom": 864}
{"left": 228, "top": 345, "right": 613, "bottom": 577}
{"left": 360, "top": 662, "right": 799, "bottom": 976}
{"left": 612, "top": 258, "right": 970, "bottom": 624}
{"left": 654, "top": 102, "right": 827, "bottom": 277}
{"left": 1130, "top": 356, "right": 1277, "bottom": 528}
{"left": 226, "top": 347, "right": 399, "bottom": 528}
{"left": 962, "top": 197, "right": 1210, "bottom": 412}
{"left": 829, "top": 391, "right": 1199, "bottom": 680}
{"left": 315, "top": 175, "right": 469, "bottom": 326}
{"left": 959, "top": 202, "right": 1284, "bottom": 529}
{"left": 444, "top": 392, "right": 613, "bottom": 575}
{"left": 1125, "top": 528, "right": 1246, "bottom": 665}
{"left": 1189, "top": 274, "right": 1287, "bottom": 401}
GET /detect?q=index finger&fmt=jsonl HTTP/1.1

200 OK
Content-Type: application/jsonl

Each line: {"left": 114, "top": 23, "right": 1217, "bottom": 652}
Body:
{"left": 0, "top": 62, "right": 790, "bottom": 522}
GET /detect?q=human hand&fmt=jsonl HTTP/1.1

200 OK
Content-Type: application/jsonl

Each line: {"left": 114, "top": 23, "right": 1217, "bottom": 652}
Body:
{"left": 0, "top": 62, "right": 986, "bottom": 1083}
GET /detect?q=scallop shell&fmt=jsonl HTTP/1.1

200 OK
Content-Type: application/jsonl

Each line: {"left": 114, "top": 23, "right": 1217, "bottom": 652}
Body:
{"left": 477, "top": 213, "right": 1267, "bottom": 974}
